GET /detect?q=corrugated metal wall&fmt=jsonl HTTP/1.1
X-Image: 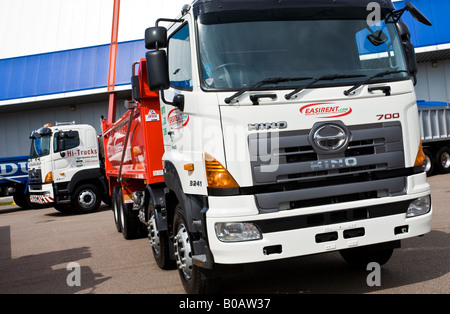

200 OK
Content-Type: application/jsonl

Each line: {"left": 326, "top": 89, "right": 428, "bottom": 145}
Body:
{"left": 0, "top": 99, "right": 128, "bottom": 157}
{"left": 416, "top": 61, "right": 450, "bottom": 103}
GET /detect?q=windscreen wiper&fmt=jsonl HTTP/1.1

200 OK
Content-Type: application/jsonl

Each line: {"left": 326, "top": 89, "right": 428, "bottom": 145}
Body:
{"left": 224, "top": 76, "right": 312, "bottom": 104}
{"left": 343, "top": 70, "right": 409, "bottom": 96}
{"left": 285, "top": 74, "right": 366, "bottom": 100}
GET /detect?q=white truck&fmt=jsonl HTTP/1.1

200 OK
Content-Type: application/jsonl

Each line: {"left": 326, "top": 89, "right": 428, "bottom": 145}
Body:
{"left": 134, "top": 0, "right": 433, "bottom": 293}
{"left": 29, "top": 0, "right": 434, "bottom": 294}
{"left": 28, "top": 122, "right": 109, "bottom": 213}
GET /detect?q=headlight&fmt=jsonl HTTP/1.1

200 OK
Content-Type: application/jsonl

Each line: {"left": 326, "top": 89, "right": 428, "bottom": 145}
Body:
{"left": 406, "top": 195, "right": 431, "bottom": 218}
{"left": 215, "top": 222, "right": 262, "bottom": 242}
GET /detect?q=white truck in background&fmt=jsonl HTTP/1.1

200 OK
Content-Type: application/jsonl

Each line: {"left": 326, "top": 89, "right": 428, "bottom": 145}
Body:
{"left": 28, "top": 122, "right": 109, "bottom": 213}
{"left": 418, "top": 101, "right": 450, "bottom": 176}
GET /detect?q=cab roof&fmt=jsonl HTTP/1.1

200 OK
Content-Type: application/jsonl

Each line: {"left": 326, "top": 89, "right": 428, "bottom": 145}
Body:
{"left": 192, "top": 0, "right": 395, "bottom": 17}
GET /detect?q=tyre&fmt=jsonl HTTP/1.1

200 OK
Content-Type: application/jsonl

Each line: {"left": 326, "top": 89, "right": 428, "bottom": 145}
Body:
{"left": 340, "top": 245, "right": 394, "bottom": 269}
{"left": 72, "top": 184, "right": 101, "bottom": 214}
{"left": 112, "top": 187, "right": 121, "bottom": 232}
{"left": 147, "top": 202, "right": 175, "bottom": 269}
{"left": 118, "top": 189, "right": 142, "bottom": 240}
{"left": 423, "top": 148, "right": 434, "bottom": 176}
{"left": 173, "top": 204, "right": 220, "bottom": 294}
{"left": 436, "top": 146, "right": 450, "bottom": 174}
{"left": 13, "top": 190, "right": 32, "bottom": 209}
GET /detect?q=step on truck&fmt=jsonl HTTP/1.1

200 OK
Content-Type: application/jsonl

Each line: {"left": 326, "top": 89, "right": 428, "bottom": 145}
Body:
{"left": 103, "top": 0, "right": 433, "bottom": 293}
{"left": 28, "top": 122, "right": 109, "bottom": 213}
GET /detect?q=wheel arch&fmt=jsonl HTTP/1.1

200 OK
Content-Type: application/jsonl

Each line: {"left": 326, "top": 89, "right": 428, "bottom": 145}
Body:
{"left": 68, "top": 168, "right": 108, "bottom": 195}
{"left": 163, "top": 161, "right": 208, "bottom": 236}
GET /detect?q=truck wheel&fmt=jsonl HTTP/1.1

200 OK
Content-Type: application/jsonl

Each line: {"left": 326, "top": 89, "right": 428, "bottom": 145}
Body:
{"left": 72, "top": 184, "right": 101, "bottom": 214}
{"left": 436, "top": 146, "right": 450, "bottom": 174}
{"left": 118, "top": 189, "right": 142, "bottom": 240}
{"left": 173, "top": 204, "right": 220, "bottom": 294}
{"left": 147, "top": 203, "right": 175, "bottom": 269}
{"left": 13, "top": 190, "right": 32, "bottom": 209}
{"left": 112, "top": 187, "right": 122, "bottom": 232}
{"left": 423, "top": 148, "right": 434, "bottom": 176}
{"left": 339, "top": 245, "right": 394, "bottom": 269}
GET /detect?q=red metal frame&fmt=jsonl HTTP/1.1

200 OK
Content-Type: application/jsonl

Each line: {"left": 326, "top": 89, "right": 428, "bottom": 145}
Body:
{"left": 102, "top": 59, "right": 164, "bottom": 197}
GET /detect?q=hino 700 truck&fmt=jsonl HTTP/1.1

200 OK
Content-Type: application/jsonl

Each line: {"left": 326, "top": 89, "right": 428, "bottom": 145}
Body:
{"left": 32, "top": 0, "right": 434, "bottom": 294}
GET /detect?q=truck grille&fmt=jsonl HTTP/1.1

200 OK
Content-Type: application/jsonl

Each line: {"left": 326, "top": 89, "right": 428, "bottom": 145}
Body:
{"left": 248, "top": 122, "right": 406, "bottom": 213}
{"left": 28, "top": 169, "right": 42, "bottom": 185}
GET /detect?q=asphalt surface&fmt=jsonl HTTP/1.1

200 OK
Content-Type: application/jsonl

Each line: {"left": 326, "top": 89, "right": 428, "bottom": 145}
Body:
{"left": 0, "top": 174, "right": 449, "bottom": 294}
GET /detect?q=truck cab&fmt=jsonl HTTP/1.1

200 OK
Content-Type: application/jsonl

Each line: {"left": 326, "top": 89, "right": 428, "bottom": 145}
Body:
{"left": 28, "top": 122, "right": 108, "bottom": 213}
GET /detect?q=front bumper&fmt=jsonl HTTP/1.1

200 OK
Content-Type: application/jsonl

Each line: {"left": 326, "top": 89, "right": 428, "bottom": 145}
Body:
{"left": 29, "top": 183, "right": 54, "bottom": 204}
{"left": 206, "top": 173, "right": 432, "bottom": 265}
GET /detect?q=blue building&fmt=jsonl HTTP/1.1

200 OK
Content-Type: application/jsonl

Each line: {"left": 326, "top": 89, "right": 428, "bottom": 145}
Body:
{"left": 0, "top": 0, "right": 448, "bottom": 157}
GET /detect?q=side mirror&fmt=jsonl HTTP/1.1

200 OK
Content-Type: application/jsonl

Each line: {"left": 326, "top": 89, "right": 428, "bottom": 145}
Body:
{"left": 58, "top": 138, "right": 66, "bottom": 152}
{"left": 145, "top": 27, "right": 168, "bottom": 50}
{"left": 405, "top": 2, "right": 432, "bottom": 26}
{"left": 145, "top": 50, "right": 170, "bottom": 91}
{"left": 145, "top": 19, "right": 185, "bottom": 109}
{"left": 397, "top": 22, "right": 418, "bottom": 83}
{"left": 390, "top": 1, "right": 432, "bottom": 26}
{"left": 145, "top": 26, "right": 170, "bottom": 91}
{"left": 367, "top": 30, "right": 388, "bottom": 46}
{"left": 173, "top": 94, "right": 185, "bottom": 112}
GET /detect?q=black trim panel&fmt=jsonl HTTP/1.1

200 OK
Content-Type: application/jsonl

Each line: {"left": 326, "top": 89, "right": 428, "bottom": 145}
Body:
{"left": 251, "top": 199, "right": 411, "bottom": 234}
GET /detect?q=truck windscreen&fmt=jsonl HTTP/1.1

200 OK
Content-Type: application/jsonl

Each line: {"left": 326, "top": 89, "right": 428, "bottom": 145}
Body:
{"left": 197, "top": 10, "right": 408, "bottom": 91}
{"left": 30, "top": 135, "right": 51, "bottom": 158}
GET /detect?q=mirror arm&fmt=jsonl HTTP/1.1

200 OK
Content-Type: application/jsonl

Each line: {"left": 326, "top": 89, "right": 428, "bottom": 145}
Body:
{"left": 156, "top": 18, "right": 183, "bottom": 27}
{"left": 387, "top": 8, "right": 407, "bottom": 23}
{"left": 159, "top": 88, "right": 185, "bottom": 112}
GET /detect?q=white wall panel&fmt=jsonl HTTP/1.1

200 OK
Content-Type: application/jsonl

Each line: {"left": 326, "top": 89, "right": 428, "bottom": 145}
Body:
{"left": 0, "top": 0, "right": 113, "bottom": 59}
{"left": 118, "top": 0, "right": 188, "bottom": 43}
{"left": 0, "top": 0, "right": 192, "bottom": 59}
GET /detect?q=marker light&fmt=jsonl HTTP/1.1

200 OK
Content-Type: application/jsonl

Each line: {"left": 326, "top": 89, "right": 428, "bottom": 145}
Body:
{"left": 414, "top": 140, "right": 426, "bottom": 167}
{"left": 44, "top": 171, "right": 53, "bottom": 183}
{"left": 204, "top": 153, "right": 239, "bottom": 189}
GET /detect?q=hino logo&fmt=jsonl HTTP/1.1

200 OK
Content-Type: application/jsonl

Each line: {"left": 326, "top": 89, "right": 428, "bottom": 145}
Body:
{"left": 248, "top": 121, "right": 287, "bottom": 131}
{"left": 313, "top": 124, "right": 348, "bottom": 151}
{"left": 310, "top": 157, "right": 357, "bottom": 170}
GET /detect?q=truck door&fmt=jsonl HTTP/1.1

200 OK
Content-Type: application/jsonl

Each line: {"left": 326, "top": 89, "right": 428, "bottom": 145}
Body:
{"left": 52, "top": 130, "right": 80, "bottom": 183}
{"left": 161, "top": 22, "right": 193, "bottom": 148}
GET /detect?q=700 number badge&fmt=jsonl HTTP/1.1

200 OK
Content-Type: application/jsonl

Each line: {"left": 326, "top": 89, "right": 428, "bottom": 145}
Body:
{"left": 377, "top": 113, "right": 400, "bottom": 121}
